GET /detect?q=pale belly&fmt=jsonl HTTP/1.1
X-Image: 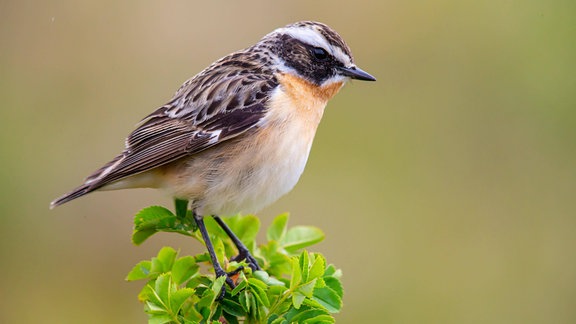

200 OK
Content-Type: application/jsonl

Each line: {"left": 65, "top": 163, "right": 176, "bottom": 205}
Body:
{"left": 190, "top": 120, "right": 317, "bottom": 216}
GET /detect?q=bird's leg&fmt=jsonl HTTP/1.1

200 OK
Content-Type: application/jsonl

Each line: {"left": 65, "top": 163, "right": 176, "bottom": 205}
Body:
{"left": 193, "top": 212, "right": 234, "bottom": 299}
{"left": 213, "top": 215, "right": 261, "bottom": 271}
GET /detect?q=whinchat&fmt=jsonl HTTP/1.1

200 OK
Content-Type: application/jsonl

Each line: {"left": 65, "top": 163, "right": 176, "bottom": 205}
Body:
{"left": 51, "top": 21, "right": 375, "bottom": 288}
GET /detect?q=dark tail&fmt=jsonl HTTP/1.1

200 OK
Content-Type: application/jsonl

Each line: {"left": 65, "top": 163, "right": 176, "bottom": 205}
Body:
{"left": 50, "top": 183, "right": 98, "bottom": 209}
{"left": 50, "top": 154, "right": 126, "bottom": 209}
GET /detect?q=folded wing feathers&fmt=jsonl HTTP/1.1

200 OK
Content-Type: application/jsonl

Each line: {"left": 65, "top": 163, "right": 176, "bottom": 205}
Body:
{"left": 50, "top": 46, "right": 281, "bottom": 208}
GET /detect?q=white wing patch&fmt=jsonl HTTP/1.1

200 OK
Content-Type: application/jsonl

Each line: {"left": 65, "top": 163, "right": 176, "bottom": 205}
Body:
{"left": 208, "top": 129, "right": 222, "bottom": 145}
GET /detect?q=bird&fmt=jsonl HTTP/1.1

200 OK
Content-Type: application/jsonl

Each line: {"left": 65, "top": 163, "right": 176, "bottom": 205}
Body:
{"left": 51, "top": 21, "right": 375, "bottom": 290}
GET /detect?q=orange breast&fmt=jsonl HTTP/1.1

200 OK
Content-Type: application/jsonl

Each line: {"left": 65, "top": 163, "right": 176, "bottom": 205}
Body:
{"left": 277, "top": 73, "right": 344, "bottom": 103}
{"left": 274, "top": 73, "right": 345, "bottom": 129}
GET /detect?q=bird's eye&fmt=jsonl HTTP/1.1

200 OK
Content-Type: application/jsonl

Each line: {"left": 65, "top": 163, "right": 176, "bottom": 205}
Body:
{"left": 311, "top": 47, "right": 329, "bottom": 61}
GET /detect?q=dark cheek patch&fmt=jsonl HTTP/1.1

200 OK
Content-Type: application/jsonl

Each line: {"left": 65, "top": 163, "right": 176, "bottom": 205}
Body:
{"left": 280, "top": 37, "right": 336, "bottom": 85}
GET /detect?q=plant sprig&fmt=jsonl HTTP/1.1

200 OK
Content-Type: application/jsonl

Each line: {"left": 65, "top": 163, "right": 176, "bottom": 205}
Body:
{"left": 126, "top": 202, "right": 343, "bottom": 323}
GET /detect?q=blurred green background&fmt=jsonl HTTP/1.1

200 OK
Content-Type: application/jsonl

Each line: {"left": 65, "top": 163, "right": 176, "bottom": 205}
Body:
{"left": 1, "top": 0, "right": 575, "bottom": 323}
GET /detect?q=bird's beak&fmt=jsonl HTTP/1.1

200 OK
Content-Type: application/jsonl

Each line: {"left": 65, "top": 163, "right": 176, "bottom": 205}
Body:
{"left": 338, "top": 65, "right": 376, "bottom": 81}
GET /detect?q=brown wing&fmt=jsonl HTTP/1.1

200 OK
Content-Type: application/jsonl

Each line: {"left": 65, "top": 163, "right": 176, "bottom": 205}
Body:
{"left": 51, "top": 53, "right": 278, "bottom": 208}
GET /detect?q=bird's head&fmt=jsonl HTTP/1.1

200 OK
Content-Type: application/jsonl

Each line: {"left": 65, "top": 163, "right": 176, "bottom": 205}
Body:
{"left": 260, "top": 21, "right": 376, "bottom": 86}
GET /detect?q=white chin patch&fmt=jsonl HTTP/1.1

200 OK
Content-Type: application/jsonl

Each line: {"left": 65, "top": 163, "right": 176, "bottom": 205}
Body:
{"left": 321, "top": 74, "right": 348, "bottom": 87}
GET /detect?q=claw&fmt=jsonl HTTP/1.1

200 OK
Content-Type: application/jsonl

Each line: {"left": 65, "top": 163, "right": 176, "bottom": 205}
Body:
{"left": 231, "top": 251, "right": 261, "bottom": 272}
{"left": 212, "top": 215, "right": 262, "bottom": 272}
{"left": 227, "top": 265, "right": 245, "bottom": 276}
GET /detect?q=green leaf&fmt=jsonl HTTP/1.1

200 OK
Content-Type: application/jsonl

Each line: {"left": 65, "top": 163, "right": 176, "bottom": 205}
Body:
{"left": 136, "top": 205, "right": 175, "bottom": 223}
{"left": 143, "top": 285, "right": 170, "bottom": 318}
{"left": 324, "top": 265, "right": 341, "bottom": 279}
{"left": 220, "top": 298, "right": 245, "bottom": 317}
{"left": 290, "top": 257, "right": 302, "bottom": 289}
{"left": 259, "top": 240, "right": 292, "bottom": 277}
{"left": 132, "top": 206, "right": 177, "bottom": 245}
{"left": 292, "top": 291, "right": 306, "bottom": 309}
{"left": 269, "top": 316, "right": 286, "bottom": 324}
{"left": 151, "top": 247, "right": 177, "bottom": 274}
{"left": 174, "top": 198, "right": 189, "bottom": 219}
{"left": 290, "top": 308, "right": 331, "bottom": 323}
{"left": 312, "top": 286, "right": 342, "bottom": 313}
{"left": 323, "top": 277, "right": 343, "bottom": 299}
{"left": 267, "top": 285, "right": 288, "bottom": 299}
{"left": 197, "top": 279, "right": 225, "bottom": 320}
{"left": 134, "top": 206, "right": 175, "bottom": 229}
{"left": 196, "top": 289, "right": 215, "bottom": 312}
{"left": 147, "top": 313, "right": 174, "bottom": 324}
{"left": 303, "top": 314, "right": 335, "bottom": 324}
{"left": 248, "top": 278, "right": 270, "bottom": 307}
{"left": 211, "top": 275, "right": 226, "bottom": 296}
{"left": 213, "top": 236, "right": 226, "bottom": 266}
{"left": 194, "top": 252, "right": 210, "bottom": 264}
{"left": 158, "top": 247, "right": 178, "bottom": 268}
{"left": 309, "top": 254, "right": 326, "bottom": 280}
{"left": 170, "top": 288, "right": 195, "bottom": 314}
{"left": 190, "top": 276, "right": 212, "bottom": 289}
{"left": 298, "top": 279, "right": 317, "bottom": 298}
{"left": 252, "top": 286, "right": 270, "bottom": 309}
{"left": 181, "top": 295, "right": 203, "bottom": 322}
{"left": 252, "top": 270, "right": 269, "bottom": 283}
{"left": 247, "top": 277, "right": 268, "bottom": 291}
{"left": 230, "top": 278, "right": 248, "bottom": 296}
{"left": 132, "top": 229, "right": 158, "bottom": 246}
{"left": 239, "top": 290, "right": 250, "bottom": 312}
{"left": 126, "top": 260, "right": 151, "bottom": 281}
{"left": 301, "top": 297, "right": 326, "bottom": 311}
{"left": 226, "top": 215, "right": 260, "bottom": 247}
{"left": 300, "top": 250, "right": 310, "bottom": 283}
{"left": 253, "top": 270, "right": 285, "bottom": 286}
{"left": 142, "top": 285, "right": 162, "bottom": 307}
{"left": 154, "top": 274, "right": 172, "bottom": 306}
{"left": 268, "top": 286, "right": 291, "bottom": 315}
{"left": 182, "top": 316, "right": 202, "bottom": 324}
{"left": 267, "top": 213, "right": 289, "bottom": 242}
{"left": 314, "top": 277, "right": 326, "bottom": 289}
{"left": 172, "top": 256, "right": 199, "bottom": 285}
{"left": 146, "top": 300, "right": 168, "bottom": 314}
{"left": 137, "top": 286, "right": 149, "bottom": 302}
{"left": 133, "top": 205, "right": 199, "bottom": 244}
{"left": 282, "top": 226, "right": 325, "bottom": 253}
{"left": 249, "top": 291, "right": 257, "bottom": 314}
{"left": 222, "top": 310, "right": 241, "bottom": 324}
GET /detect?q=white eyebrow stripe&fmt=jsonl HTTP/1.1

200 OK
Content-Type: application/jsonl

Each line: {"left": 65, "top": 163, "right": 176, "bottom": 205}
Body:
{"left": 276, "top": 27, "right": 329, "bottom": 50}
{"left": 273, "top": 27, "right": 353, "bottom": 67}
{"left": 330, "top": 46, "right": 352, "bottom": 67}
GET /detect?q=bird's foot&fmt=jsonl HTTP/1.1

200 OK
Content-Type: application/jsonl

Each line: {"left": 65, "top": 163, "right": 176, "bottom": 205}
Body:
{"left": 231, "top": 249, "right": 261, "bottom": 272}
{"left": 214, "top": 265, "right": 247, "bottom": 300}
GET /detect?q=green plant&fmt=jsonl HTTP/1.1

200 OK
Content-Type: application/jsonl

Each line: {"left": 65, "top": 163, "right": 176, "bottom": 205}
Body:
{"left": 126, "top": 200, "right": 344, "bottom": 323}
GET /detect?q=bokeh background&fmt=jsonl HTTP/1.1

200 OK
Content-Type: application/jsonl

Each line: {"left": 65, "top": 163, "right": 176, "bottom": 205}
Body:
{"left": 1, "top": 0, "right": 575, "bottom": 323}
